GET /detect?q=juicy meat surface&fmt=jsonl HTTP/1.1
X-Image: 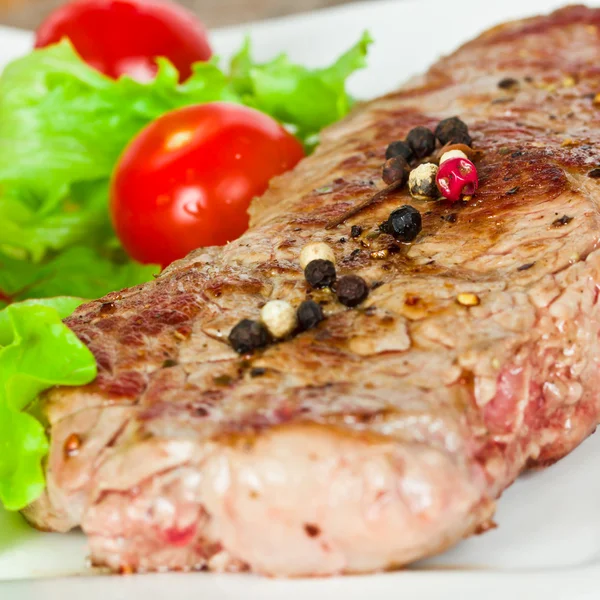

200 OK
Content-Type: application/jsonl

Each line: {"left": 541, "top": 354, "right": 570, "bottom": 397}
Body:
{"left": 24, "top": 5, "right": 600, "bottom": 576}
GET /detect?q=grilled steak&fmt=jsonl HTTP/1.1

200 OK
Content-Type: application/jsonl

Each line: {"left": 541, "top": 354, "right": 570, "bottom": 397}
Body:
{"left": 24, "top": 5, "right": 600, "bottom": 576}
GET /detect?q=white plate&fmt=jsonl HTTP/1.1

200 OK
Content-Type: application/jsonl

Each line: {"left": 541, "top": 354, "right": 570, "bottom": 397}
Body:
{"left": 2, "top": 0, "right": 600, "bottom": 597}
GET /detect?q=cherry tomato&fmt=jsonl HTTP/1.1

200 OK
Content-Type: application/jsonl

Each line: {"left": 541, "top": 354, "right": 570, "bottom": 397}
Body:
{"left": 110, "top": 103, "right": 305, "bottom": 267}
{"left": 35, "top": 0, "right": 212, "bottom": 82}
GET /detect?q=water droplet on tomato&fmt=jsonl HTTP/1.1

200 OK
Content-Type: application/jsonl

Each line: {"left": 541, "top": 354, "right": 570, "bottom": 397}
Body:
{"left": 184, "top": 202, "right": 201, "bottom": 216}
{"left": 176, "top": 186, "right": 206, "bottom": 218}
{"left": 165, "top": 129, "right": 194, "bottom": 152}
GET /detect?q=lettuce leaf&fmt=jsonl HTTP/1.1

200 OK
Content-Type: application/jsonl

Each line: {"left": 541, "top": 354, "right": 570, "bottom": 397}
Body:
{"left": 0, "top": 300, "right": 96, "bottom": 510}
{"left": 0, "top": 246, "right": 157, "bottom": 303}
{"left": 230, "top": 32, "right": 372, "bottom": 136}
{"left": 0, "top": 297, "right": 84, "bottom": 346}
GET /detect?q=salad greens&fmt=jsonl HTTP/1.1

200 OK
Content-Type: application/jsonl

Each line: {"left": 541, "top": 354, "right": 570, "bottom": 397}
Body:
{"left": 230, "top": 35, "right": 371, "bottom": 138}
{"left": 0, "top": 33, "right": 371, "bottom": 510}
{"left": 0, "top": 299, "right": 96, "bottom": 510}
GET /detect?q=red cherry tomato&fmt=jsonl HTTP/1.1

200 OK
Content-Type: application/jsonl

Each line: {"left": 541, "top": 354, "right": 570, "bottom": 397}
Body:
{"left": 35, "top": 0, "right": 212, "bottom": 82}
{"left": 110, "top": 103, "right": 305, "bottom": 267}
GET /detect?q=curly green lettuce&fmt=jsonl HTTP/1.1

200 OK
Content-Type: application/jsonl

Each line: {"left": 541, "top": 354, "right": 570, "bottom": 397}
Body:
{"left": 0, "top": 34, "right": 371, "bottom": 302}
{"left": 231, "top": 33, "right": 372, "bottom": 138}
{"left": 0, "top": 299, "right": 96, "bottom": 510}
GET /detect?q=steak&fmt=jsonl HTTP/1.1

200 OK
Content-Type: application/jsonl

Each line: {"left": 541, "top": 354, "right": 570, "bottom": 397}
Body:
{"left": 24, "top": 5, "right": 600, "bottom": 576}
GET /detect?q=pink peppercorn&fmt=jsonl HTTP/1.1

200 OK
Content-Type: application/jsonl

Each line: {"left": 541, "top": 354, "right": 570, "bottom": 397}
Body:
{"left": 436, "top": 157, "right": 479, "bottom": 202}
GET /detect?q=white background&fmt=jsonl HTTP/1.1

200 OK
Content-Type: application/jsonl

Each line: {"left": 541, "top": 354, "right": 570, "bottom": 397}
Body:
{"left": 2, "top": 0, "right": 600, "bottom": 597}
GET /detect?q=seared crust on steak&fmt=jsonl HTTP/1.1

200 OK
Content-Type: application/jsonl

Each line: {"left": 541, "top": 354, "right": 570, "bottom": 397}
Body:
{"left": 24, "top": 5, "right": 600, "bottom": 576}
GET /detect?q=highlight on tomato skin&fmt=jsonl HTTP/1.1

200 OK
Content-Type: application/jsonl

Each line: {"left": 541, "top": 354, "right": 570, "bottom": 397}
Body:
{"left": 34, "top": 0, "right": 212, "bottom": 82}
{"left": 110, "top": 102, "right": 305, "bottom": 268}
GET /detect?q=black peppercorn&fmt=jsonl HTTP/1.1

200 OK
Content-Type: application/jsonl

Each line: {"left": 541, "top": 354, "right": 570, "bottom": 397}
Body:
{"left": 228, "top": 319, "right": 270, "bottom": 354}
{"left": 588, "top": 168, "right": 600, "bottom": 178}
{"left": 336, "top": 275, "right": 369, "bottom": 307}
{"left": 497, "top": 77, "right": 519, "bottom": 90}
{"left": 382, "top": 155, "right": 410, "bottom": 186}
{"left": 305, "top": 259, "right": 336, "bottom": 288}
{"left": 297, "top": 300, "right": 324, "bottom": 331}
{"left": 552, "top": 215, "right": 573, "bottom": 227}
{"left": 434, "top": 117, "right": 472, "bottom": 147}
{"left": 450, "top": 131, "right": 473, "bottom": 146}
{"left": 385, "top": 140, "right": 414, "bottom": 162}
{"left": 350, "top": 225, "right": 363, "bottom": 238}
{"left": 386, "top": 206, "right": 422, "bottom": 242}
{"left": 406, "top": 126, "right": 436, "bottom": 159}
{"left": 517, "top": 262, "right": 535, "bottom": 271}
